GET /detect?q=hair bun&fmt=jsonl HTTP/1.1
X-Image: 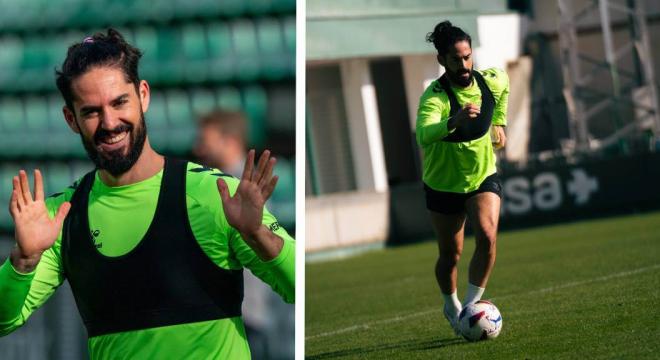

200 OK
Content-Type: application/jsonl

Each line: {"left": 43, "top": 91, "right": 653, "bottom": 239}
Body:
{"left": 435, "top": 21, "right": 452, "bottom": 33}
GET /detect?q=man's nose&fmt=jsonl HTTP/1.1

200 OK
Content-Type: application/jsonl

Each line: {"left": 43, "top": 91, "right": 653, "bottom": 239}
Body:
{"left": 460, "top": 59, "right": 469, "bottom": 70}
{"left": 99, "top": 109, "right": 122, "bottom": 130}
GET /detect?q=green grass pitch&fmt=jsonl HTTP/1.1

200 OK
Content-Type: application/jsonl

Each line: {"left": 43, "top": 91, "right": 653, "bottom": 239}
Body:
{"left": 306, "top": 212, "right": 660, "bottom": 359}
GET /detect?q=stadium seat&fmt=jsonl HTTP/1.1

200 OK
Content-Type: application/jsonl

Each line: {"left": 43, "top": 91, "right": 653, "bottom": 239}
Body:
{"left": 182, "top": 24, "right": 209, "bottom": 82}
{"left": 206, "top": 23, "right": 235, "bottom": 81}
{"left": 256, "top": 18, "right": 283, "bottom": 55}
{"left": 165, "top": 90, "right": 192, "bottom": 127}
{"left": 134, "top": 27, "right": 159, "bottom": 82}
{"left": 147, "top": 91, "right": 169, "bottom": 151}
{"left": 157, "top": 27, "right": 184, "bottom": 85}
{"left": 271, "top": 157, "right": 294, "bottom": 201}
{"left": 276, "top": 0, "right": 296, "bottom": 12}
{"left": 217, "top": 0, "right": 245, "bottom": 16}
{"left": 0, "top": 97, "right": 25, "bottom": 132}
{"left": 0, "top": 36, "right": 23, "bottom": 86}
{"left": 265, "top": 86, "right": 295, "bottom": 132}
{"left": 25, "top": 96, "right": 49, "bottom": 130}
{"left": 0, "top": 164, "right": 21, "bottom": 229}
{"left": 282, "top": 16, "right": 295, "bottom": 55}
{"left": 241, "top": 86, "right": 268, "bottom": 146}
{"left": 246, "top": 0, "right": 273, "bottom": 15}
{"left": 46, "top": 94, "right": 78, "bottom": 157}
{"left": 268, "top": 156, "right": 295, "bottom": 228}
{"left": 256, "top": 18, "right": 288, "bottom": 80}
{"left": 47, "top": 162, "right": 72, "bottom": 195}
{"left": 216, "top": 87, "right": 243, "bottom": 110}
{"left": 191, "top": 89, "right": 217, "bottom": 117}
{"left": 231, "top": 20, "right": 260, "bottom": 81}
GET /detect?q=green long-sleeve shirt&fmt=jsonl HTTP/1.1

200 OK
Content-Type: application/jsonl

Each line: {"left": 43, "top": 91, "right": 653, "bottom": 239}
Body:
{"left": 0, "top": 161, "right": 295, "bottom": 359}
{"left": 416, "top": 68, "right": 509, "bottom": 193}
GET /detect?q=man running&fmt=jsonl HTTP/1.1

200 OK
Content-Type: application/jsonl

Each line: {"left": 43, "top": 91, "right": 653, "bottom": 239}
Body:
{"left": 0, "top": 29, "right": 294, "bottom": 359}
{"left": 416, "top": 21, "right": 509, "bottom": 334}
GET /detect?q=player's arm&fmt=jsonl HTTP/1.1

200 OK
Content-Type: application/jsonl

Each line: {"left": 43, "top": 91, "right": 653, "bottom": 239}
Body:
{"left": 0, "top": 170, "right": 69, "bottom": 335}
{"left": 416, "top": 87, "right": 479, "bottom": 146}
{"left": 217, "top": 150, "right": 294, "bottom": 302}
{"left": 0, "top": 246, "right": 65, "bottom": 336}
{"left": 228, "top": 212, "right": 295, "bottom": 303}
{"left": 488, "top": 69, "right": 510, "bottom": 149}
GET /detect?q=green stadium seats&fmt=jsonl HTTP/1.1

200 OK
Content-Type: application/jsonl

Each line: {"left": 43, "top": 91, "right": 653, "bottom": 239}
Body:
{"left": 217, "top": 0, "right": 245, "bottom": 16}
{"left": 271, "top": 157, "right": 294, "bottom": 201}
{"left": 156, "top": 27, "right": 184, "bottom": 85}
{"left": 265, "top": 86, "right": 295, "bottom": 132}
{"left": 206, "top": 22, "right": 234, "bottom": 81}
{"left": 47, "top": 95, "right": 77, "bottom": 157}
{"left": 283, "top": 16, "right": 295, "bottom": 53}
{"left": 146, "top": 91, "right": 169, "bottom": 151}
{"left": 25, "top": 96, "right": 49, "bottom": 130}
{"left": 231, "top": 20, "right": 260, "bottom": 81}
{"left": 47, "top": 162, "right": 72, "bottom": 195}
{"left": 256, "top": 18, "right": 288, "bottom": 80}
{"left": 0, "top": 97, "right": 25, "bottom": 132}
{"left": 272, "top": 0, "right": 296, "bottom": 13}
{"left": 134, "top": 27, "right": 159, "bottom": 81}
{"left": 242, "top": 86, "right": 267, "bottom": 146}
{"left": 182, "top": 24, "right": 209, "bottom": 82}
{"left": 216, "top": 87, "right": 243, "bottom": 110}
{"left": 269, "top": 156, "right": 295, "bottom": 228}
{"left": 165, "top": 90, "right": 192, "bottom": 127}
{"left": 190, "top": 89, "right": 217, "bottom": 117}
{"left": 246, "top": 0, "right": 273, "bottom": 15}
{"left": 257, "top": 18, "right": 284, "bottom": 55}
{"left": 0, "top": 36, "right": 23, "bottom": 86}
{"left": 0, "top": 164, "right": 21, "bottom": 229}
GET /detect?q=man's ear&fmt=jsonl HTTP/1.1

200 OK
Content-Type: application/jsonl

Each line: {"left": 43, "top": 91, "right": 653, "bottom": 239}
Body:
{"left": 62, "top": 106, "right": 80, "bottom": 134}
{"left": 437, "top": 54, "right": 446, "bottom": 67}
{"left": 138, "top": 79, "right": 150, "bottom": 113}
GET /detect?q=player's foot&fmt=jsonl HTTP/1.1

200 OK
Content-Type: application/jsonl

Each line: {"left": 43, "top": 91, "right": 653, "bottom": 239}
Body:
{"left": 443, "top": 305, "right": 461, "bottom": 336}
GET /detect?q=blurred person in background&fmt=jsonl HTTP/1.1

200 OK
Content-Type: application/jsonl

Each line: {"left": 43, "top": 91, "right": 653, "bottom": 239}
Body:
{"left": 194, "top": 109, "right": 293, "bottom": 359}
{"left": 416, "top": 21, "right": 508, "bottom": 335}
{"left": 194, "top": 110, "right": 249, "bottom": 178}
{"left": 0, "top": 28, "right": 295, "bottom": 359}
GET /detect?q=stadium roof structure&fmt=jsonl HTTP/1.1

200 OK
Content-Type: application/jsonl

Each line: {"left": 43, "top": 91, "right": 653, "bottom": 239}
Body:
{"left": 306, "top": 0, "right": 511, "bottom": 60}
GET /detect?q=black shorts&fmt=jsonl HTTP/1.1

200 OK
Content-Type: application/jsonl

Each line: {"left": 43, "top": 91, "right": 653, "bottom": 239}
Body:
{"left": 424, "top": 173, "right": 502, "bottom": 214}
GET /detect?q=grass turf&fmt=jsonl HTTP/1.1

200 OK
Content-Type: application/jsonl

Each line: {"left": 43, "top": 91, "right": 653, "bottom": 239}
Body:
{"left": 305, "top": 211, "right": 660, "bottom": 359}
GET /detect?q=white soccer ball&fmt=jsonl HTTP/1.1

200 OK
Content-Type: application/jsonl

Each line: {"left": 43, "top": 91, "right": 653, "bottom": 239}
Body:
{"left": 458, "top": 300, "right": 503, "bottom": 341}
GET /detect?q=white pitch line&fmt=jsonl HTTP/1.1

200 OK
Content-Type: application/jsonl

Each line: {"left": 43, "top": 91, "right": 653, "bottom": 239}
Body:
{"left": 306, "top": 263, "right": 660, "bottom": 340}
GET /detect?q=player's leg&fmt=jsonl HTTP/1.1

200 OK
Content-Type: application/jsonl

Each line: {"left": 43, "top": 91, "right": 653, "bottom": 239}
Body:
{"left": 464, "top": 191, "right": 500, "bottom": 305}
{"left": 430, "top": 211, "right": 466, "bottom": 296}
{"left": 429, "top": 210, "right": 466, "bottom": 333}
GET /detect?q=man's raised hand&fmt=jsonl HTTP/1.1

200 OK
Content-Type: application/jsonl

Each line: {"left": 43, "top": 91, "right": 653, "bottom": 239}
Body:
{"left": 9, "top": 170, "right": 70, "bottom": 272}
{"left": 216, "top": 150, "right": 279, "bottom": 237}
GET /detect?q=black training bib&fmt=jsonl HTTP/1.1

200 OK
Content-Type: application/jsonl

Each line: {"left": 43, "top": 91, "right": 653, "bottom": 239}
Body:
{"left": 440, "top": 70, "right": 495, "bottom": 142}
{"left": 62, "top": 157, "right": 243, "bottom": 337}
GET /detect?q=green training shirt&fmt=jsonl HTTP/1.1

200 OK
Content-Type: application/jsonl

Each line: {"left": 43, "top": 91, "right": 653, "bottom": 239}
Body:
{"left": 0, "top": 161, "right": 295, "bottom": 359}
{"left": 416, "top": 68, "right": 509, "bottom": 193}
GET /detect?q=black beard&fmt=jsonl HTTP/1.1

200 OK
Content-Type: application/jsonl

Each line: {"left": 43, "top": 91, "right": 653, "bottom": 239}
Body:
{"left": 448, "top": 69, "right": 473, "bottom": 87}
{"left": 80, "top": 112, "right": 147, "bottom": 177}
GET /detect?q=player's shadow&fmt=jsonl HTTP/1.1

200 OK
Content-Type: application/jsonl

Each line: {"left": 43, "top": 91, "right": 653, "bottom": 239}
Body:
{"left": 306, "top": 336, "right": 465, "bottom": 359}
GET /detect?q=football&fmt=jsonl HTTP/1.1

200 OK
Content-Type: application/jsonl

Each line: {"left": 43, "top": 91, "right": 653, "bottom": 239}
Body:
{"left": 458, "top": 300, "right": 503, "bottom": 341}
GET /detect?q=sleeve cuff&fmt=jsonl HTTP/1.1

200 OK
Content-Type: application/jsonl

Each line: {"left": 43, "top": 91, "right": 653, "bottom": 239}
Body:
{"left": 1, "top": 259, "right": 36, "bottom": 281}
{"left": 263, "top": 238, "right": 293, "bottom": 269}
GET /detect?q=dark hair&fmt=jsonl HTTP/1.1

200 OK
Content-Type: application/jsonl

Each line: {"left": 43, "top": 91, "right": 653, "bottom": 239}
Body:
{"left": 55, "top": 28, "right": 143, "bottom": 112}
{"left": 426, "top": 21, "right": 472, "bottom": 56}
